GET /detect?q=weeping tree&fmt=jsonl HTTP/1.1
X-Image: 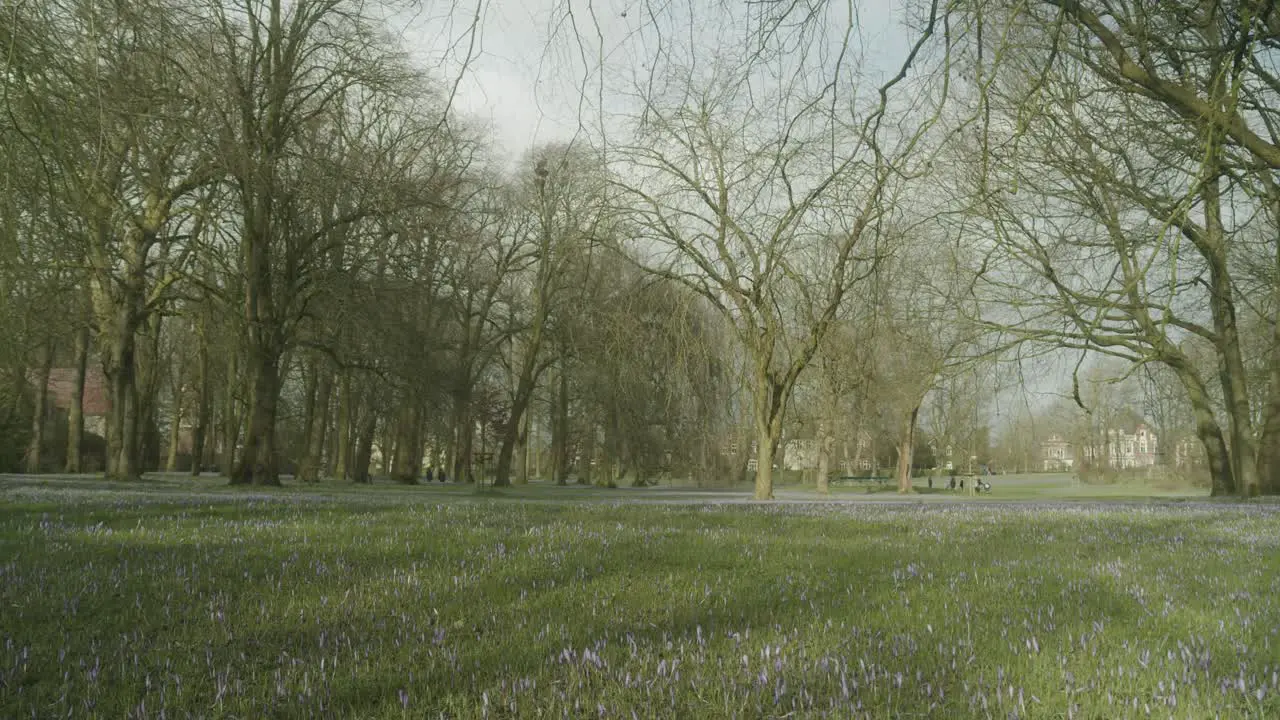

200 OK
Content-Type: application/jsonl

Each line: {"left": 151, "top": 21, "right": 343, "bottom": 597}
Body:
{"left": 601, "top": 0, "right": 954, "bottom": 498}
{"left": 492, "top": 144, "right": 611, "bottom": 487}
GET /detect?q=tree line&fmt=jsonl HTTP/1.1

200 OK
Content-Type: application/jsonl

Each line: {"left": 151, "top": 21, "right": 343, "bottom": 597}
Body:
{"left": 2, "top": 0, "right": 1277, "bottom": 497}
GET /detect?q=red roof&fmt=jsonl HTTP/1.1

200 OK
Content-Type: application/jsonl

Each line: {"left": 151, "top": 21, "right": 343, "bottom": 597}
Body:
{"left": 34, "top": 367, "right": 110, "bottom": 416}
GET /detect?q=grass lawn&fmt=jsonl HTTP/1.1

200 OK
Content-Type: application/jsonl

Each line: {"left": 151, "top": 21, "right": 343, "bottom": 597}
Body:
{"left": 1, "top": 476, "right": 1278, "bottom": 718}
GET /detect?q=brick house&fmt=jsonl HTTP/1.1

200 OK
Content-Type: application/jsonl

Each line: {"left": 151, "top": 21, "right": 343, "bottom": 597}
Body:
{"left": 40, "top": 367, "right": 109, "bottom": 437}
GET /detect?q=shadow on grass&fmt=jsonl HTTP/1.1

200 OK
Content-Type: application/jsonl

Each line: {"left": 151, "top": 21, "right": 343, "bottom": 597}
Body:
{"left": 4, "top": 498, "right": 1277, "bottom": 717}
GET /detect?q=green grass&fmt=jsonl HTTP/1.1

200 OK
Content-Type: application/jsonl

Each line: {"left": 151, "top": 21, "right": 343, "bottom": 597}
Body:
{"left": 1, "top": 476, "right": 1278, "bottom": 718}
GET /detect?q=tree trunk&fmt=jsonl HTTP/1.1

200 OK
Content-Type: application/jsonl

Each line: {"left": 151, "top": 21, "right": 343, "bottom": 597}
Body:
{"left": 352, "top": 409, "right": 377, "bottom": 483}
{"left": 410, "top": 405, "right": 427, "bottom": 480}
{"left": 65, "top": 322, "right": 90, "bottom": 473}
{"left": 1170, "top": 351, "right": 1236, "bottom": 495}
{"left": 89, "top": 223, "right": 150, "bottom": 481}
{"left": 24, "top": 340, "right": 55, "bottom": 474}
{"left": 102, "top": 304, "right": 142, "bottom": 481}
{"left": 531, "top": 420, "right": 541, "bottom": 480}
{"left": 392, "top": 404, "right": 419, "bottom": 483}
{"left": 232, "top": 349, "right": 281, "bottom": 486}
{"left": 1259, "top": 310, "right": 1280, "bottom": 494}
{"left": 552, "top": 356, "right": 570, "bottom": 483}
{"left": 190, "top": 326, "right": 211, "bottom": 477}
{"left": 1255, "top": 182, "right": 1280, "bottom": 495}
{"left": 298, "top": 368, "right": 332, "bottom": 483}
{"left": 234, "top": 203, "right": 287, "bottom": 488}
{"left": 332, "top": 372, "right": 351, "bottom": 480}
{"left": 136, "top": 310, "right": 165, "bottom": 473}
{"left": 1201, "top": 151, "right": 1259, "bottom": 495}
{"left": 752, "top": 372, "right": 786, "bottom": 500}
{"left": 514, "top": 409, "right": 529, "bottom": 484}
{"left": 754, "top": 424, "right": 776, "bottom": 500}
{"left": 897, "top": 406, "right": 919, "bottom": 494}
{"left": 451, "top": 383, "right": 473, "bottom": 483}
{"left": 495, "top": 368, "right": 538, "bottom": 487}
{"left": 219, "top": 353, "right": 240, "bottom": 479}
{"left": 297, "top": 359, "right": 319, "bottom": 478}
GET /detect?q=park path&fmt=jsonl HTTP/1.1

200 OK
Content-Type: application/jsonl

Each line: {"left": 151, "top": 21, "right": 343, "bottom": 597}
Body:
{"left": 3, "top": 472, "right": 1278, "bottom": 513}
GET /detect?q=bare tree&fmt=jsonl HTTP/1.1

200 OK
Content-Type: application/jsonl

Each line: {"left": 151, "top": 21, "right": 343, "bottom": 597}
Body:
{"left": 864, "top": 234, "right": 983, "bottom": 493}
{"left": 956, "top": 0, "right": 1280, "bottom": 494}
{"left": 208, "top": 0, "right": 452, "bottom": 485}
{"left": 606, "top": 1, "right": 951, "bottom": 499}
{"left": 5, "top": 0, "right": 219, "bottom": 479}
{"left": 492, "top": 144, "right": 610, "bottom": 486}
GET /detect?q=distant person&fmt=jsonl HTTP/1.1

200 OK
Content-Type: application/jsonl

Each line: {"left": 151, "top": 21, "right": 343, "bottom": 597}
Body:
{"left": 425, "top": 467, "right": 434, "bottom": 483}
{"left": 949, "top": 475, "right": 956, "bottom": 490}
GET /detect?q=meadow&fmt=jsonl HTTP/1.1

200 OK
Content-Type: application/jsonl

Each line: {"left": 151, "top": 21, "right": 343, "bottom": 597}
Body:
{"left": 1, "top": 474, "right": 1278, "bottom": 718}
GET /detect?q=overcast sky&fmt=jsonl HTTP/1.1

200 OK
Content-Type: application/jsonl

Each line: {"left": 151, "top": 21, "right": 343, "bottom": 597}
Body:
{"left": 395, "top": 0, "right": 912, "bottom": 157}
{"left": 390, "top": 0, "right": 1100, "bottom": 424}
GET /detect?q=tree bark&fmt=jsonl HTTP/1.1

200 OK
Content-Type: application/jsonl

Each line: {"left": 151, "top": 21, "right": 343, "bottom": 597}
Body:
{"left": 351, "top": 408, "right": 377, "bottom": 483}
{"left": 897, "top": 405, "right": 919, "bottom": 494}
{"left": 297, "top": 358, "right": 319, "bottom": 478}
{"left": 136, "top": 296, "right": 166, "bottom": 473}
{"left": 514, "top": 409, "right": 529, "bottom": 484}
{"left": 1201, "top": 169, "right": 1259, "bottom": 495}
{"left": 298, "top": 368, "right": 332, "bottom": 483}
{"left": 332, "top": 372, "right": 351, "bottom": 480}
{"left": 410, "top": 405, "right": 427, "bottom": 480}
{"left": 552, "top": 355, "right": 570, "bottom": 483}
{"left": 752, "top": 370, "right": 786, "bottom": 500}
{"left": 89, "top": 220, "right": 153, "bottom": 481}
{"left": 189, "top": 323, "right": 211, "bottom": 477}
{"left": 24, "top": 340, "right": 55, "bottom": 474}
{"left": 232, "top": 347, "right": 282, "bottom": 486}
{"left": 495, "top": 361, "right": 539, "bottom": 486}
{"left": 754, "top": 424, "right": 776, "bottom": 500}
{"left": 392, "top": 404, "right": 420, "bottom": 483}
{"left": 1259, "top": 295, "right": 1280, "bottom": 494}
{"left": 1170, "top": 361, "right": 1236, "bottom": 495}
{"left": 65, "top": 321, "right": 90, "bottom": 473}
{"left": 1256, "top": 186, "right": 1280, "bottom": 495}
{"left": 452, "top": 384, "right": 474, "bottom": 483}
{"left": 102, "top": 304, "right": 142, "bottom": 481}
{"left": 233, "top": 193, "right": 285, "bottom": 487}
{"left": 219, "top": 352, "right": 239, "bottom": 478}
